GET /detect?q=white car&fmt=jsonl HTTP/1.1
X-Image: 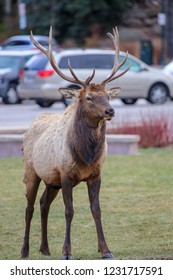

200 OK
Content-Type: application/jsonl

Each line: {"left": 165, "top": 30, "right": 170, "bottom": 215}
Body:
{"left": 163, "top": 60, "right": 173, "bottom": 75}
{"left": 17, "top": 49, "right": 173, "bottom": 107}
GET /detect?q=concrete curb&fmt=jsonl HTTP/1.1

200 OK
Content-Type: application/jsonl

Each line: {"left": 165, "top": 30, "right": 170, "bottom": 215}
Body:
{"left": 0, "top": 127, "right": 140, "bottom": 157}
{"left": 106, "top": 134, "right": 140, "bottom": 155}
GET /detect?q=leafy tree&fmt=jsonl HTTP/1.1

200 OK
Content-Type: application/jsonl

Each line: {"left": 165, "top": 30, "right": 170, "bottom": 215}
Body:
{"left": 56, "top": 0, "right": 127, "bottom": 43}
{"left": 25, "top": 0, "right": 128, "bottom": 44}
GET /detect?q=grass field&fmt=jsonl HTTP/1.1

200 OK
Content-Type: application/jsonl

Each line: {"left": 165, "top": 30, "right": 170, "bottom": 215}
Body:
{"left": 0, "top": 148, "right": 173, "bottom": 260}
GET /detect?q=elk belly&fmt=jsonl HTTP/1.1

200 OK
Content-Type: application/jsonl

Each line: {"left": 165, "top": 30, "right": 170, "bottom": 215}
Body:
{"left": 32, "top": 137, "right": 60, "bottom": 185}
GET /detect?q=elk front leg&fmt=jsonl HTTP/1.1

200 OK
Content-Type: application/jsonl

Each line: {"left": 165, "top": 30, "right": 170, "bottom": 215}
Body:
{"left": 39, "top": 185, "right": 59, "bottom": 255}
{"left": 61, "top": 177, "right": 74, "bottom": 260}
{"left": 87, "top": 176, "right": 114, "bottom": 259}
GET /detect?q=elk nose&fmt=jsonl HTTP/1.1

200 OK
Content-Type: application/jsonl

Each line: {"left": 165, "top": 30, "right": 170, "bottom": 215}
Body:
{"left": 105, "top": 107, "right": 115, "bottom": 117}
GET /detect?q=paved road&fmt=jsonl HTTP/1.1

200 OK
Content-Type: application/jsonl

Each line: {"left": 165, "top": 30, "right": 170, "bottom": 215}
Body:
{"left": 0, "top": 99, "right": 173, "bottom": 129}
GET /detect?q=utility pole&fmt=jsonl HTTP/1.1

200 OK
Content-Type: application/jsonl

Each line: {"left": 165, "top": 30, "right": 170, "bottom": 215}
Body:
{"left": 50, "top": 0, "right": 56, "bottom": 37}
{"left": 4, "top": 0, "right": 12, "bottom": 15}
{"left": 18, "top": 0, "right": 27, "bottom": 33}
{"left": 165, "top": 0, "right": 173, "bottom": 60}
{"left": 158, "top": 0, "right": 166, "bottom": 65}
{"left": 4, "top": 0, "right": 12, "bottom": 35}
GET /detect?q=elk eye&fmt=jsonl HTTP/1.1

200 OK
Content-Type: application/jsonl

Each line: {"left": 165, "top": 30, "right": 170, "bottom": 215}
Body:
{"left": 86, "top": 96, "right": 93, "bottom": 102}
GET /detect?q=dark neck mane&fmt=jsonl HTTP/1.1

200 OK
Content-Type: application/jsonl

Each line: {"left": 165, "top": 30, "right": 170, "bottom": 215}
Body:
{"left": 69, "top": 105, "right": 106, "bottom": 165}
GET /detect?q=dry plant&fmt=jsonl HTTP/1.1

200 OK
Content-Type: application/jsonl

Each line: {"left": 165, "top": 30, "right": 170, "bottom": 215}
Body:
{"left": 107, "top": 113, "right": 173, "bottom": 148}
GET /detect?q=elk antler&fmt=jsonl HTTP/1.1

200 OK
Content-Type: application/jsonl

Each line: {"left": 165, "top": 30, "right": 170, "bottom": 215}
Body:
{"left": 30, "top": 26, "right": 95, "bottom": 88}
{"left": 101, "top": 27, "right": 130, "bottom": 85}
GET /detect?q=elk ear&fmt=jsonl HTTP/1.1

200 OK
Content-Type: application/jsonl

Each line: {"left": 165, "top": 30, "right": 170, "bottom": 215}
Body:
{"left": 107, "top": 87, "right": 121, "bottom": 98}
{"left": 59, "top": 88, "right": 80, "bottom": 99}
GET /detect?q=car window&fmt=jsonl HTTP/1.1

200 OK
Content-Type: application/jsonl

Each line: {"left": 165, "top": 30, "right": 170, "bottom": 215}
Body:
{"left": 58, "top": 54, "right": 114, "bottom": 69}
{"left": 37, "top": 40, "right": 56, "bottom": 48}
{"left": 0, "top": 56, "right": 21, "bottom": 70}
{"left": 59, "top": 55, "right": 81, "bottom": 68}
{"left": 20, "top": 55, "right": 36, "bottom": 69}
{"left": 119, "top": 55, "right": 141, "bottom": 72}
{"left": 26, "top": 55, "right": 48, "bottom": 70}
{"left": 3, "top": 40, "right": 30, "bottom": 47}
{"left": 82, "top": 54, "right": 114, "bottom": 69}
{"left": 37, "top": 40, "right": 49, "bottom": 47}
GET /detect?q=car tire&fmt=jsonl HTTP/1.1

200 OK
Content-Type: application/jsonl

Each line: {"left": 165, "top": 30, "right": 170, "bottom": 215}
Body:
{"left": 147, "top": 83, "right": 168, "bottom": 104}
{"left": 121, "top": 98, "right": 137, "bottom": 105}
{"left": 61, "top": 96, "right": 69, "bottom": 107}
{"left": 36, "top": 99, "right": 54, "bottom": 108}
{"left": 3, "top": 83, "right": 22, "bottom": 104}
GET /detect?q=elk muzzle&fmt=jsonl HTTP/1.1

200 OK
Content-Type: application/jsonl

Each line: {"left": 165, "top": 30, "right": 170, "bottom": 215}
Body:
{"left": 105, "top": 107, "right": 115, "bottom": 119}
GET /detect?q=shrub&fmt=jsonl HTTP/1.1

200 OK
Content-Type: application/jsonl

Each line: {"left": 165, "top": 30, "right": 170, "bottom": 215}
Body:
{"left": 106, "top": 113, "right": 173, "bottom": 148}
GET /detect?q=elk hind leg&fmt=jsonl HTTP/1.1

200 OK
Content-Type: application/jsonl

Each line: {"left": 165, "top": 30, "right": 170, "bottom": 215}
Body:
{"left": 39, "top": 184, "right": 59, "bottom": 255}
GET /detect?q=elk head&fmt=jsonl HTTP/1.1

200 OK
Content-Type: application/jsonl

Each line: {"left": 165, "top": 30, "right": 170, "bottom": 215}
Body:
{"left": 30, "top": 26, "right": 130, "bottom": 123}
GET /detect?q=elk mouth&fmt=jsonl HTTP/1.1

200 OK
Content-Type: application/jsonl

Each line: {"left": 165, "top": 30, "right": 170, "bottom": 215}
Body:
{"left": 105, "top": 115, "right": 114, "bottom": 121}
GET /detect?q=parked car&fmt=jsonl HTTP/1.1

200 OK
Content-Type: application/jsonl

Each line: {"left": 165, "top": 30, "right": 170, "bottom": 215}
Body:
{"left": 163, "top": 60, "right": 173, "bottom": 75}
{"left": 17, "top": 48, "right": 173, "bottom": 107}
{"left": 0, "top": 50, "right": 40, "bottom": 104}
{"left": 0, "top": 35, "right": 58, "bottom": 51}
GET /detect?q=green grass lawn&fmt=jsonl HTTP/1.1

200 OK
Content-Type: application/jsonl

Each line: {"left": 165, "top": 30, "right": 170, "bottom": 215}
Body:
{"left": 0, "top": 148, "right": 173, "bottom": 260}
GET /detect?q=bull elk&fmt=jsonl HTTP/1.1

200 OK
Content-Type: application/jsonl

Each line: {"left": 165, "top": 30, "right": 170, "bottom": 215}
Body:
{"left": 21, "top": 26, "right": 130, "bottom": 259}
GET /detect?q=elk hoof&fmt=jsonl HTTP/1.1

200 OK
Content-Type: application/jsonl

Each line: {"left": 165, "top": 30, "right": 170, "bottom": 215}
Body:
{"left": 102, "top": 252, "right": 114, "bottom": 259}
{"left": 61, "top": 254, "right": 72, "bottom": 260}
{"left": 21, "top": 247, "right": 29, "bottom": 258}
{"left": 39, "top": 248, "right": 51, "bottom": 256}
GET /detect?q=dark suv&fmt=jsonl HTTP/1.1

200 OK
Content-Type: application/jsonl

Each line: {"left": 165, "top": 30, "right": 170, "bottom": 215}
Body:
{"left": 0, "top": 50, "right": 40, "bottom": 104}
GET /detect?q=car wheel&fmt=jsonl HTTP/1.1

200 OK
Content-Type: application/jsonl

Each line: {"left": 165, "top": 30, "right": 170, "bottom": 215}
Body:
{"left": 147, "top": 83, "right": 168, "bottom": 104}
{"left": 3, "top": 84, "right": 22, "bottom": 104}
{"left": 61, "top": 96, "right": 69, "bottom": 107}
{"left": 121, "top": 98, "right": 137, "bottom": 105}
{"left": 36, "top": 99, "right": 54, "bottom": 108}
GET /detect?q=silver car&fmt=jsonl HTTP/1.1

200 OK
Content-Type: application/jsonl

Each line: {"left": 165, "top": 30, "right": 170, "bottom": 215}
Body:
{"left": 0, "top": 49, "right": 40, "bottom": 104}
{"left": 0, "top": 35, "right": 58, "bottom": 51}
{"left": 17, "top": 49, "right": 173, "bottom": 107}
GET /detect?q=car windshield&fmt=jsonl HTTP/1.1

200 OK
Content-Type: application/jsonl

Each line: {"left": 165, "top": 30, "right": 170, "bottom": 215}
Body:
{"left": 119, "top": 55, "right": 141, "bottom": 72}
{"left": 164, "top": 62, "right": 173, "bottom": 72}
{"left": 0, "top": 56, "right": 21, "bottom": 70}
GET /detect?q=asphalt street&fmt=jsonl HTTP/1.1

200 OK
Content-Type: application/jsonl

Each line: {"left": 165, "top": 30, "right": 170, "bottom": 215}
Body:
{"left": 0, "top": 99, "right": 173, "bottom": 129}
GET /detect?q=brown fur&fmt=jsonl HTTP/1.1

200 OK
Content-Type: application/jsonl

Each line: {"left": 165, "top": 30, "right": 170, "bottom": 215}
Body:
{"left": 68, "top": 103, "right": 106, "bottom": 166}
